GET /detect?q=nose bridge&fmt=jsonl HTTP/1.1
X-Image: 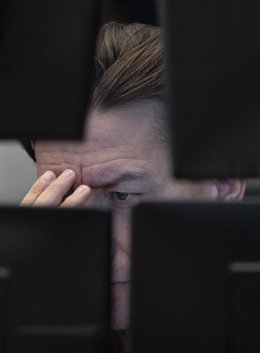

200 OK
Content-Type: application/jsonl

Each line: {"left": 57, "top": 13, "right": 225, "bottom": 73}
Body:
{"left": 84, "top": 187, "right": 106, "bottom": 209}
{"left": 86, "top": 188, "right": 99, "bottom": 206}
{"left": 73, "top": 141, "right": 91, "bottom": 189}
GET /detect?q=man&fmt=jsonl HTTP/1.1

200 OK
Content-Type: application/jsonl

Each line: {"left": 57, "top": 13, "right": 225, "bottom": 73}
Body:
{"left": 21, "top": 22, "right": 246, "bottom": 331}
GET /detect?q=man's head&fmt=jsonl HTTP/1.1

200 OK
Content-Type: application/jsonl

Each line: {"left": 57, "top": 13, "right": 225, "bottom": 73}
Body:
{"left": 22, "top": 22, "right": 246, "bottom": 330}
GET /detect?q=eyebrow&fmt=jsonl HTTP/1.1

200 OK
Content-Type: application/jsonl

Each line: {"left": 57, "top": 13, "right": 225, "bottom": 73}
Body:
{"left": 88, "top": 171, "right": 149, "bottom": 189}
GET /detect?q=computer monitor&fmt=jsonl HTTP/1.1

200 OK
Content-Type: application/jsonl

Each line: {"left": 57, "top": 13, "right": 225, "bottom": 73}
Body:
{"left": 161, "top": 0, "right": 260, "bottom": 177}
{"left": 121, "top": 0, "right": 158, "bottom": 25}
{"left": 130, "top": 202, "right": 260, "bottom": 353}
{"left": 0, "top": 206, "right": 111, "bottom": 353}
{"left": 0, "top": 0, "right": 101, "bottom": 139}
{"left": 101, "top": 0, "right": 158, "bottom": 25}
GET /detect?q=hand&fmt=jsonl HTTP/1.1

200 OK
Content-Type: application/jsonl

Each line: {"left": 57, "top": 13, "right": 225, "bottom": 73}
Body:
{"left": 20, "top": 169, "right": 90, "bottom": 207}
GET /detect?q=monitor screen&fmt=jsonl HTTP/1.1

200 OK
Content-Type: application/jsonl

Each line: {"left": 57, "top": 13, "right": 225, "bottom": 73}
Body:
{"left": 161, "top": 0, "right": 260, "bottom": 177}
{"left": 0, "top": 206, "right": 111, "bottom": 353}
{"left": 0, "top": 0, "right": 101, "bottom": 139}
{"left": 102, "top": 0, "right": 158, "bottom": 25}
{"left": 130, "top": 202, "right": 260, "bottom": 353}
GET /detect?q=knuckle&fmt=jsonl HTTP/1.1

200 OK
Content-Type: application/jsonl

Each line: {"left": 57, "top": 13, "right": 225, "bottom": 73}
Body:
{"left": 20, "top": 192, "right": 36, "bottom": 205}
{"left": 30, "top": 183, "right": 45, "bottom": 196}
{"left": 46, "top": 182, "right": 62, "bottom": 195}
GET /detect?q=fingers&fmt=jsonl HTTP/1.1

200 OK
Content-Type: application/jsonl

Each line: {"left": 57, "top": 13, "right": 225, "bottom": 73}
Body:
{"left": 33, "top": 169, "right": 77, "bottom": 206}
{"left": 20, "top": 170, "right": 57, "bottom": 206}
{"left": 21, "top": 169, "right": 91, "bottom": 207}
{"left": 60, "top": 185, "right": 91, "bottom": 207}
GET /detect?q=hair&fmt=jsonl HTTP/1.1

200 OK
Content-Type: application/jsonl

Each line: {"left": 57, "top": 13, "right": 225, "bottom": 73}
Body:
{"left": 92, "top": 21, "right": 166, "bottom": 107}
{"left": 22, "top": 21, "right": 166, "bottom": 160}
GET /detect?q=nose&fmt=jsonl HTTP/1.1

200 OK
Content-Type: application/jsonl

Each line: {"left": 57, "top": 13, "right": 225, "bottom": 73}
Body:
{"left": 112, "top": 239, "right": 130, "bottom": 283}
{"left": 111, "top": 212, "right": 130, "bottom": 283}
{"left": 111, "top": 215, "right": 130, "bottom": 330}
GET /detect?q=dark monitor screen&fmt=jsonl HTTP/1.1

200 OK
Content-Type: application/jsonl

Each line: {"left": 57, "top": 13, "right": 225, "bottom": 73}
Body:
{"left": 102, "top": 0, "right": 158, "bottom": 25}
{"left": 0, "top": 0, "right": 101, "bottom": 139}
{"left": 130, "top": 202, "right": 260, "bottom": 353}
{"left": 161, "top": 0, "right": 260, "bottom": 177}
{"left": 121, "top": 0, "right": 158, "bottom": 25}
{"left": 0, "top": 207, "right": 111, "bottom": 353}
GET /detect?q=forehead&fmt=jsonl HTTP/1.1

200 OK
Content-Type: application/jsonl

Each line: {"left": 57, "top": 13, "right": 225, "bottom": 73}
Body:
{"left": 35, "top": 101, "right": 170, "bottom": 186}
{"left": 85, "top": 101, "right": 161, "bottom": 149}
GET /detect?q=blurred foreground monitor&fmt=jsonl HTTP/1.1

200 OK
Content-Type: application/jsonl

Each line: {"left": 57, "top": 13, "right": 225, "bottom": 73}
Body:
{"left": 130, "top": 202, "right": 260, "bottom": 353}
{"left": 162, "top": 0, "right": 260, "bottom": 177}
{"left": 0, "top": 0, "right": 101, "bottom": 139}
{"left": 0, "top": 207, "right": 111, "bottom": 353}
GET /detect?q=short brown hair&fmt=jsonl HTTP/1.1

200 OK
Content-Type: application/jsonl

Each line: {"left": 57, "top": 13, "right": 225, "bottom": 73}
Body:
{"left": 22, "top": 21, "right": 166, "bottom": 160}
{"left": 92, "top": 21, "right": 166, "bottom": 108}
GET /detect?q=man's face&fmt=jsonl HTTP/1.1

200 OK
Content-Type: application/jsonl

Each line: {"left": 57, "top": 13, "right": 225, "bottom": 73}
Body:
{"left": 34, "top": 100, "right": 220, "bottom": 329}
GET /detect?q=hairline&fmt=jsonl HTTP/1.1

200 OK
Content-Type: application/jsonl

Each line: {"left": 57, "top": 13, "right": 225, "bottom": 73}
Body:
{"left": 93, "top": 97, "right": 170, "bottom": 147}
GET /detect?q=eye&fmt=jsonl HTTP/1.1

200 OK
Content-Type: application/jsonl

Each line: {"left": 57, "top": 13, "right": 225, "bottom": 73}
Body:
{"left": 105, "top": 191, "right": 141, "bottom": 208}
{"left": 113, "top": 192, "right": 129, "bottom": 201}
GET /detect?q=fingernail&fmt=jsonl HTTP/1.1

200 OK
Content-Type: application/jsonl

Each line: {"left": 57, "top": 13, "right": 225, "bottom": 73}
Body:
{"left": 61, "top": 169, "right": 75, "bottom": 178}
{"left": 74, "top": 185, "right": 90, "bottom": 195}
{"left": 40, "top": 171, "right": 55, "bottom": 182}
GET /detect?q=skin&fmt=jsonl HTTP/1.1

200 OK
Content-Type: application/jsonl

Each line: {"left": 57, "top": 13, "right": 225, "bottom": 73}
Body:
{"left": 21, "top": 100, "right": 246, "bottom": 329}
